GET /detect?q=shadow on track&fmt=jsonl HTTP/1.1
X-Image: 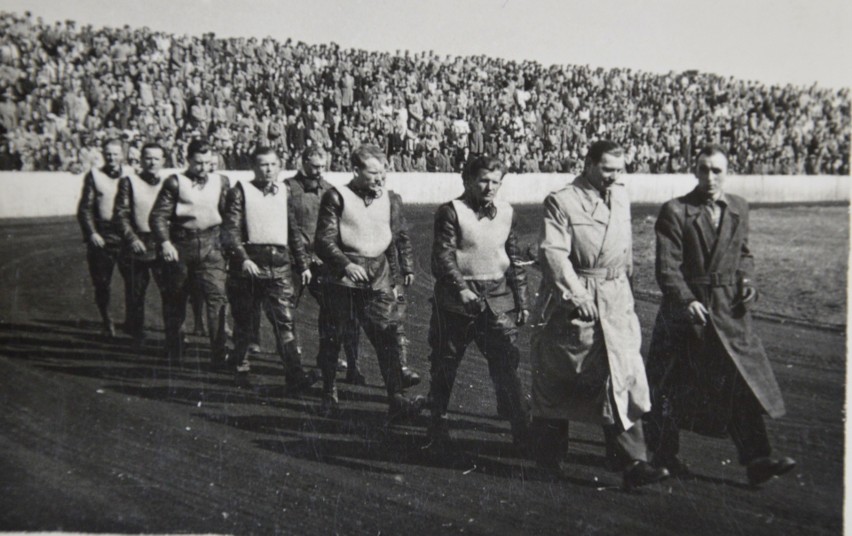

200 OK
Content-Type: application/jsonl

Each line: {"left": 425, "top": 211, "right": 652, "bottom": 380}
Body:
{"left": 0, "top": 318, "right": 604, "bottom": 487}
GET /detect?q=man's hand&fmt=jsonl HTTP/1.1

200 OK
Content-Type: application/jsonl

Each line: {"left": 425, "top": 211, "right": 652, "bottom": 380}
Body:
{"left": 301, "top": 269, "right": 312, "bottom": 286}
{"left": 89, "top": 233, "right": 105, "bottom": 248}
{"left": 687, "top": 300, "right": 709, "bottom": 325}
{"left": 516, "top": 309, "right": 530, "bottom": 326}
{"left": 741, "top": 286, "right": 758, "bottom": 305}
{"left": 344, "top": 263, "right": 369, "bottom": 283}
{"left": 575, "top": 299, "right": 599, "bottom": 321}
{"left": 403, "top": 273, "right": 415, "bottom": 287}
{"left": 242, "top": 259, "right": 261, "bottom": 277}
{"left": 130, "top": 240, "right": 147, "bottom": 255}
{"left": 459, "top": 288, "right": 481, "bottom": 315}
{"left": 161, "top": 241, "right": 179, "bottom": 262}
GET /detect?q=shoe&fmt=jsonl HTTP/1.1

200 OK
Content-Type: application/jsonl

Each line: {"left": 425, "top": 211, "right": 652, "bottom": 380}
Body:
{"left": 387, "top": 394, "right": 426, "bottom": 424}
{"left": 653, "top": 456, "right": 691, "bottom": 478}
{"left": 286, "top": 369, "right": 321, "bottom": 395}
{"left": 343, "top": 368, "right": 366, "bottom": 386}
{"left": 746, "top": 456, "right": 796, "bottom": 486}
{"left": 401, "top": 367, "right": 421, "bottom": 388}
{"left": 336, "top": 357, "right": 348, "bottom": 372}
{"left": 623, "top": 460, "right": 670, "bottom": 489}
{"left": 247, "top": 343, "right": 261, "bottom": 354}
{"left": 320, "top": 388, "right": 339, "bottom": 417}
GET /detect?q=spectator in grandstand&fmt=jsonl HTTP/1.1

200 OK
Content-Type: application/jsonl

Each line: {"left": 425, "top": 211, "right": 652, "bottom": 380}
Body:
{"left": 0, "top": 11, "right": 847, "bottom": 175}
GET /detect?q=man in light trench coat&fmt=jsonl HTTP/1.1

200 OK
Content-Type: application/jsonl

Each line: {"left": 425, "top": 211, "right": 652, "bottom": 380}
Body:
{"left": 530, "top": 140, "right": 669, "bottom": 488}
{"left": 643, "top": 144, "right": 795, "bottom": 486}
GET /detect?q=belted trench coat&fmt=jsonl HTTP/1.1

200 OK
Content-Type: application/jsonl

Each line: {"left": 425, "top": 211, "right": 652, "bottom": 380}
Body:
{"left": 531, "top": 176, "right": 651, "bottom": 428}
{"left": 646, "top": 188, "right": 785, "bottom": 435}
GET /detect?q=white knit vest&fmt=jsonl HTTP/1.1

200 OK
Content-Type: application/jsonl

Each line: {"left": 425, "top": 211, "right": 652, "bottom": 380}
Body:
{"left": 128, "top": 172, "right": 164, "bottom": 233}
{"left": 242, "top": 182, "right": 289, "bottom": 246}
{"left": 452, "top": 199, "right": 512, "bottom": 280}
{"left": 336, "top": 184, "right": 392, "bottom": 258}
{"left": 174, "top": 173, "right": 224, "bottom": 230}
{"left": 90, "top": 167, "right": 120, "bottom": 221}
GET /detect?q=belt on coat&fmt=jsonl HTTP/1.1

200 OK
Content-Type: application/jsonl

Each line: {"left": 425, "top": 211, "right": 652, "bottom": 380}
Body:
{"left": 575, "top": 266, "right": 626, "bottom": 280}
{"left": 687, "top": 273, "right": 737, "bottom": 287}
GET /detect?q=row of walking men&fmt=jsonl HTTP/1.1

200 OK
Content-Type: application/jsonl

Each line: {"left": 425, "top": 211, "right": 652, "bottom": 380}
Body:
{"left": 77, "top": 138, "right": 795, "bottom": 489}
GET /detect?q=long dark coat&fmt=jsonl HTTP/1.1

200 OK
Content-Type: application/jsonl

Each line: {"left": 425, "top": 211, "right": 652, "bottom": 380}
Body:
{"left": 647, "top": 188, "right": 785, "bottom": 436}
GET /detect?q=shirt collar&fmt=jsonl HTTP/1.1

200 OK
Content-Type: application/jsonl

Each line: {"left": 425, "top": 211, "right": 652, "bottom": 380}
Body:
{"left": 186, "top": 170, "right": 208, "bottom": 188}
{"left": 461, "top": 192, "right": 497, "bottom": 220}
{"left": 139, "top": 171, "right": 161, "bottom": 185}
{"left": 252, "top": 179, "right": 278, "bottom": 196}
{"left": 296, "top": 171, "right": 323, "bottom": 193}
{"left": 348, "top": 182, "right": 383, "bottom": 205}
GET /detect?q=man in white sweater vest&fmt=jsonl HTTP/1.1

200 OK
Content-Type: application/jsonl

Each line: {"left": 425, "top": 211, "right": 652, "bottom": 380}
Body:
{"left": 314, "top": 144, "right": 425, "bottom": 421}
{"left": 426, "top": 155, "right": 531, "bottom": 451}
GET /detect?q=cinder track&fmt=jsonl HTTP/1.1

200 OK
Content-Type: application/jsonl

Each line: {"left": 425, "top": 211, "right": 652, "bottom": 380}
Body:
{"left": 0, "top": 206, "right": 844, "bottom": 535}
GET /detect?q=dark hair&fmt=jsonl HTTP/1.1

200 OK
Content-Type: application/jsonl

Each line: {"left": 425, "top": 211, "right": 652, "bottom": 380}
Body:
{"left": 253, "top": 145, "right": 279, "bottom": 161}
{"left": 462, "top": 155, "right": 506, "bottom": 183}
{"left": 351, "top": 144, "right": 386, "bottom": 169}
{"left": 586, "top": 140, "right": 624, "bottom": 165}
{"left": 141, "top": 141, "right": 164, "bottom": 155}
{"left": 301, "top": 145, "right": 327, "bottom": 162}
{"left": 696, "top": 144, "right": 729, "bottom": 160}
{"left": 186, "top": 138, "right": 212, "bottom": 159}
{"left": 101, "top": 138, "right": 123, "bottom": 152}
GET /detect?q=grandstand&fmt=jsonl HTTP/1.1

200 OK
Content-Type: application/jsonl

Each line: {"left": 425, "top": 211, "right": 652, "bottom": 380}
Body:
{"left": 0, "top": 10, "right": 848, "bottom": 175}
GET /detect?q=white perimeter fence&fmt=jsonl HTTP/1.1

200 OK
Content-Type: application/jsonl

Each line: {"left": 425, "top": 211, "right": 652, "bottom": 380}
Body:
{"left": 0, "top": 171, "right": 848, "bottom": 219}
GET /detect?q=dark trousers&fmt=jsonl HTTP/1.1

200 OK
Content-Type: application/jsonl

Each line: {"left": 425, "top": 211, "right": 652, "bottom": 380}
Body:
{"left": 645, "top": 373, "right": 772, "bottom": 466}
{"left": 118, "top": 252, "right": 166, "bottom": 338}
{"left": 426, "top": 305, "right": 526, "bottom": 426}
{"left": 228, "top": 274, "right": 305, "bottom": 380}
{"left": 157, "top": 232, "right": 228, "bottom": 362}
{"left": 86, "top": 243, "right": 131, "bottom": 327}
{"left": 316, "top": 283, "right": 403, "bottom": 397}
{"left": 307, "top": 271, "right": 360, "bottom": 368}
{"left": 534, "top": 418, "right": 649, "bottom": 469}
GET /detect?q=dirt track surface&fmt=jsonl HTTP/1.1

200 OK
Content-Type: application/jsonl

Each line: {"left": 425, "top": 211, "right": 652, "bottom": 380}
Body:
{"left": 0, "top": 206, "right": 845, "bottom": 535}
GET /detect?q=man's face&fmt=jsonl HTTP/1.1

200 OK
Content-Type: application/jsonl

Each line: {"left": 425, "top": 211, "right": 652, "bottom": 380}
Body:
{"left": 302, "top": 155, "right": 326, "bottom": 181}
{"left": 187, "top": 150, "right": 214, "bottom": 180}
{"left": 695, "top": 152, "right": 728, "bottom": 198}
{"left": 352, "top": 157, "right": 386, "bottom": 192}
{"left": 254, "top": 153, "right": 280, "bottom": 183}
{"left": 102, "top": 143, "right": 124, "bottom": 171}
{"left": 465, "top": 168, "right": 504, "bottom": 205}
{"left": 141, "top": 148, "right": 164, "bottom": 174}
{"left": 587, "top": 152, "right": 624, "bottom": 191}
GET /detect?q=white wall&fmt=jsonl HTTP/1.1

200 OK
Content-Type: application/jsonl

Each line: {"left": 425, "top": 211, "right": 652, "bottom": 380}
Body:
{"left": 0, "top": 171, "right": 848, "bottom": 219}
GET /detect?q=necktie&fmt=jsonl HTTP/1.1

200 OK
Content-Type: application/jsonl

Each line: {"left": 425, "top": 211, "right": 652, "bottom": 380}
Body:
{"left": 705, "top": 198, "right": 720, "bottom": 227}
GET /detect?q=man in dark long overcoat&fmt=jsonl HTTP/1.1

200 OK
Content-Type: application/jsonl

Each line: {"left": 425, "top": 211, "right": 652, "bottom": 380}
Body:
{"left": 644, "top": 144, "right": 795, "bottom": 486}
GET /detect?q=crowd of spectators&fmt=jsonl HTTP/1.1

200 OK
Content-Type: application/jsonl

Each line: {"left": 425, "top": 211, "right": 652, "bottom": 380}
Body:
{"left": 0, "top": 11, "right": 848, "bottom": 175}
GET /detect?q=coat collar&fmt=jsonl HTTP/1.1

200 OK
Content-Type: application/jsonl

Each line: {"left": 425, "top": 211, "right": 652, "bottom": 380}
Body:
{"left": 573, "top": 174, "right": 620, "bottom": 224}
{"left": 683, "top": 187, "right": 741, "bottom": 269}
